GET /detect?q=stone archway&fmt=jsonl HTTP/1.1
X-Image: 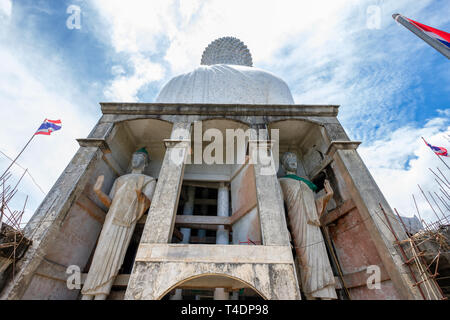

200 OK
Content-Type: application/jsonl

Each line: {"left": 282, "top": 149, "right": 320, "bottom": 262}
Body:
{"left": 159, "top": 273, "right": 267, "bottom": 300}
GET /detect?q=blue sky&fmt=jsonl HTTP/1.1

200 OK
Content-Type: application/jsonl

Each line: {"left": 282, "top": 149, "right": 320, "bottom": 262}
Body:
{"left": 0, "top": 0, "right": 449, "bottom": 225}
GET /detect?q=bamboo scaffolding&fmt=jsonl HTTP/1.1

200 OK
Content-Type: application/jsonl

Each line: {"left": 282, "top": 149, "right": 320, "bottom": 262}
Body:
{"left": 0, "top": 168, "right": 29, "bottom": 282}
{"left": 394, "top": 208, "right": 445, "bottom": 300}
{"left": 379, "top": 204, "right": 426, "bottom": 299}
{"left": 418, "top": 184, "right": 443, "bottom": 224}
{"left": 429, "top": 169, "right": 450, "bottom": 190}
{"left": 429, "top": 192, "right": 447, "bottom": 221}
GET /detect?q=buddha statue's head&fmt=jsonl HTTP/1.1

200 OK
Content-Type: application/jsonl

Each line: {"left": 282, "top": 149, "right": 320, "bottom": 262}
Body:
{"left": 281, "top": 152, "right": 298, "bottom": 174}
{"left": 131, "top": 148, "right": 149, "bottom": 173}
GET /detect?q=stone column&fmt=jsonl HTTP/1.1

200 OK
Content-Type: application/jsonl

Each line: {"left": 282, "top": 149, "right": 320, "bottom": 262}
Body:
{"left": 170, "top": 289, "right": 183, "bottom": 301}
{"left": 214, "top": 183, "right": 230, "bottom": 300}
{"left": 216, "top": 183, "right": 229, "bottom": 245}
{"left": 180, "top": 186, "right": 196, "bottom": 243}
{"left": 139, "top": 122, "right": 192, "bottom": 244}
{"left": 170, "top": 185, "right": 195, "bottom": 300}
{"left": 125, "top": 122, "right": 192, "bottom": 300}
{"left": 197, "top": 188, "right": 208, "bottom": 239}
{"left": 249, "top": 125, "right": 290, "bottom": 246}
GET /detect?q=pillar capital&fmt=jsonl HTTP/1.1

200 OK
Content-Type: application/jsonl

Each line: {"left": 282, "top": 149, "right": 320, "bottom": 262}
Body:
{"left": 77, "top": 138, "right": 111, "bottom": 154}
{"left": 325, "top": 140, "right": 361, "bottom": 158}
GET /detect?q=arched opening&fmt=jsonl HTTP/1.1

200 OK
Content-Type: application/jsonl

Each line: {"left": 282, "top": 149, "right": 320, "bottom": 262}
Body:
{"left": 269, "top": 119, "right": 347, "bottom": 300}
{"left": 268, "top": 119, "right": 326, "bottom": 184}
{"left": 106, "top": 118, "right": 174, "bottom": 178}
{"left": 159, "top": 273, "right": 266, "bottom": 300}
{"left": 80, "top": 118, "right": 174, "bottom": 300}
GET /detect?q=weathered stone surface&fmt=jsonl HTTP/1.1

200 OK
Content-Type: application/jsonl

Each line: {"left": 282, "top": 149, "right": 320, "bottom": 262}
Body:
{"left": 101, "top": 103, "right": 339, "bottom": 117}
{"left": 125, "top": 260, "right": 300, "bottom": 300}
{"left": 139, "top": 122, "right": 192, "bottom": 244}
{"left": 331, "top": 148, "right": 423, "bottom": 299}
{"left": 0, "top": 146, "right": 103, "bottom": 300}
{"left": 250, "top": 126, "right": 290, "bottom": 246}
{"left": 134, "top": 244, "right": 293, "bottom": 264}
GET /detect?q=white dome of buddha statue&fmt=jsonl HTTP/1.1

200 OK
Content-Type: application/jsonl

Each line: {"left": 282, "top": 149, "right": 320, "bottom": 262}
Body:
{"left": 156, "top": 37, "right": 294, "bottom": 104}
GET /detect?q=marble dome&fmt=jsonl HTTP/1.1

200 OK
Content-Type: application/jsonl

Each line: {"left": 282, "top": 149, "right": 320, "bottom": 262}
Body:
{"left": 156, "top": 37, "right": 294, "bottom": 104}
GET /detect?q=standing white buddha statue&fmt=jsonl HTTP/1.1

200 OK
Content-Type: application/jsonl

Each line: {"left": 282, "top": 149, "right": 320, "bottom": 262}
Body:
{"left": 278, "top": 152, "right": 337, "bottom": 300}
{"left": 81, "top": 148, "right": 156, "bottom": 300}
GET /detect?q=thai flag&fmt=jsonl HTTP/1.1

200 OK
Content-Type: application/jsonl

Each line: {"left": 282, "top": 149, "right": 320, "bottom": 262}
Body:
{"left": 405, "top": 16, "right": 450, "bottom": 49}
{"left": 423, "top": 138, "right": 449, "bottom": 157}
{"left": 35, "top": 119, "right": 62, "bottom": 135}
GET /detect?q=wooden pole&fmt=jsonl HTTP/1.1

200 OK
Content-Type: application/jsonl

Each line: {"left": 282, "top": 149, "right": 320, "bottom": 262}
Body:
{"left": 436, "top": 167, "right": 450, "bottom": 184}
{"left": 428, "top": 191, "right": 446, "bottom": 220}
{"left": 0, "top": 134, "right": 37, "bottom": 180}
{"left": 430, "top": 169, "right": 450, "bottom": 190}
{"left": 440, "top": 188, "right": 450, "bottom": 202}
{"left": 418, "top": 184, "right": 442, "bottom": 224}
{"left": 379, "top": 204, "right": 427, "bottom": 300}
{"left": 412, "top": 194, "right": 425, "bottom": 228}
{"left": 435, "top": 192, "right": 450, "bottom": 212}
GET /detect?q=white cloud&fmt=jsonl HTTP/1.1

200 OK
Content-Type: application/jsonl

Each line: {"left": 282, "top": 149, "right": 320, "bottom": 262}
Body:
{"left": 359, "top": 114, "right": 450, "bottom": 223}
{"left": 0, "top": 0, "right": 11, "bottom": 17}
{"left": 437, "top": 109, "right": 450, "bottom": 117}
{"left": 0, "top": 42, "right": 96, "bottom": 224}
{"left": 104, "top": 53, "right": 165, "bottom": 101}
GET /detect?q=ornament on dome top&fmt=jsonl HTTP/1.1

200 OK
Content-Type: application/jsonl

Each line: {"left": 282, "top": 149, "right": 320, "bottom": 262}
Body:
{"left": 200, "top": 37, "right": 253, "bottom": 67}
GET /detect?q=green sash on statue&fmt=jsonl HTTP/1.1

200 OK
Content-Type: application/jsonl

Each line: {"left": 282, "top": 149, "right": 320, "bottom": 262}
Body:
{"left": 283, "top": 174, "right": 318, "bottom": 192}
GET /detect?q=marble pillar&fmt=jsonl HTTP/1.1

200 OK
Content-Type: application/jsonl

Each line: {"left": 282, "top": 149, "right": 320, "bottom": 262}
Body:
{"left": 180, "top": 186, "right": 196, "bottom": 243}
{"left": 215, "top": 183, "right": 230, "bottom": 300}
{"left": 197, "top": 188, "right": 208, "bottom": 239}
{"left": 138, "top": 122, "right": 192, "bottom": 244}
{"left": 171, "top": 186, "right": 195, "bottom": 300}
{"left": 170, "top": 289, "right": 183, "bottom": 300}
{"left": 216, "top": 183, "right": 229, "bottom": 245}
{"left": 249, "top": 126, "right": 290, "bottom": 246}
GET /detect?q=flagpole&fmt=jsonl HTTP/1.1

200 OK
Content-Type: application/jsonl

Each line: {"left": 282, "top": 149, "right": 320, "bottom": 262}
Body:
{"left": 422, "top": 137, "right": 450, "bottom": 171}
{"left": 0, "top": 120, "right": 43, "bottom": 180}
{"left": 393, "top": 14, "right": 450, "bottom": 59}
{"left": 436, "top": 154, "right": 450, "bottom": 171}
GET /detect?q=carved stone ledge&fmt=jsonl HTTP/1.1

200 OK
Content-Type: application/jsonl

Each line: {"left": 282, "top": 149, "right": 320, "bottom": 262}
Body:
{"left": 325, "top": 141, "right": 361, "bottom": 158}
{"left": 163, "top": 139, "right": 191, "bottom": 148}
{"left": 77, "top": 138, "right": 111, "bottom": 154}
{"left": 248, "top": 139, "right": 276, "bottom": 149}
